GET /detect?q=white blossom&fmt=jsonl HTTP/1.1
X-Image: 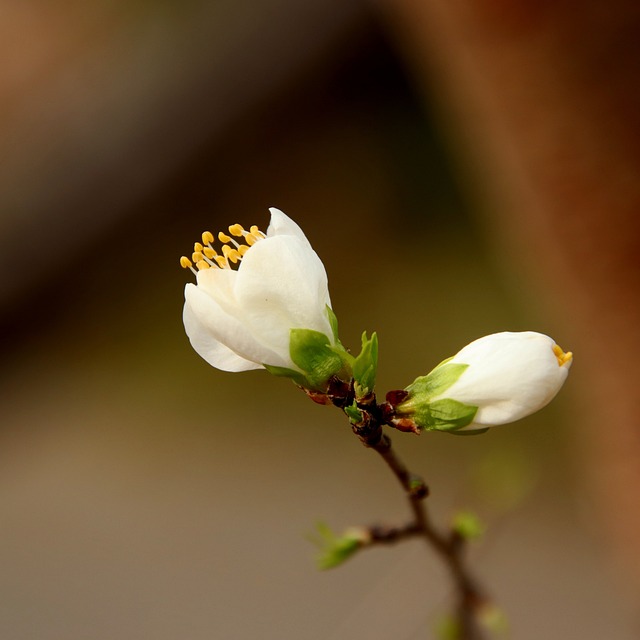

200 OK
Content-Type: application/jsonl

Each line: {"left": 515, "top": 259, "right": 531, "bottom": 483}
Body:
{"left": 181, "top": 208, "right": 335, "bottom": 373}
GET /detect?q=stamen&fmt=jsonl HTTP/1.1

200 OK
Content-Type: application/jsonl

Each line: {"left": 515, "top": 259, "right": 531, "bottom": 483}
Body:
{"left": 553, "top": 344, "right": 573, "bottom": 367}
{"left": 193, "top": 250, "right": 217, "bottom": 268}
{"left": 182, "top": 220, "right": 267, "bottom": 276}
{"left": 203, "top": 247, "right": 217, "bottom": 259}
{"left": 222, "top": 245, "right": 241, "bottom": 264}
{"left": 180, "top": 256, "right": 197, "bottom": 276}
{"left": 219, "top": 230, "right": 241, "bottom": 250}
{"left": 250, "top": 225, "right": 266, "bottom": 238}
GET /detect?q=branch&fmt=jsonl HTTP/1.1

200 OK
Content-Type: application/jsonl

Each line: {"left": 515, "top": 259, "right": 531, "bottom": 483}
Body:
{"left": 325, "top": 382, "right": 489, "bottom": 640}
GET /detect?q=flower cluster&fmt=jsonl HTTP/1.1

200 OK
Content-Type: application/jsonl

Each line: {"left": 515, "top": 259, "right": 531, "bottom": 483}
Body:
{"left": 180, "top": 208, "right": 572, "bottom": 431}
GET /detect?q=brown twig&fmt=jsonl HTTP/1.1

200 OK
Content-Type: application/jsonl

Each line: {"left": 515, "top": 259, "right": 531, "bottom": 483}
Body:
{"left": 322, "top": 379, "right": 489, "bottom": 640}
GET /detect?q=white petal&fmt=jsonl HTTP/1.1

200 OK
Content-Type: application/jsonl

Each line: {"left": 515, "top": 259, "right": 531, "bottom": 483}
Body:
{"left": 266, "top": 207, "right": 312, "bottom": 245}
{"left": 234, "top": 233, "right": 333, "bottom": 356}
{"left": 183, "top": 298, "right": 260, "bottom": 372}
{"left": 183, "top": 281, "right": 289, "bottom": 371}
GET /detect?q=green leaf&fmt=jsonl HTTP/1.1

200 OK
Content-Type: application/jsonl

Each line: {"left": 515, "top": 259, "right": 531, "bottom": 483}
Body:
{"left": 406, "top": 362, "right": 469, "bottom": 401}
{"left": 310, "top": 522, "right": 362, "bottom": 570}
{"left": 344, "top": 401, "right": 363, "bottom": 424}
{"left": 289, "top": 329, "right": 343, "bottom": 390}
{"left": 353, "top": 331, "right": 378, "bottom": 395}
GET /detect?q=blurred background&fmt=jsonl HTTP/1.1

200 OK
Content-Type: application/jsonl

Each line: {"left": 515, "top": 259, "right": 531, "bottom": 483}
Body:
{"left": 1, "top": 1, "right": 639, "bottom": 638}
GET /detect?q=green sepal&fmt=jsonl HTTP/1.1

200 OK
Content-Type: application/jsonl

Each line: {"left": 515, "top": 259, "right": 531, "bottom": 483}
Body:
{"left": 344, "top": 401, "right": 363, "bottom": 425}
{"left": 413, "top": 398, "right": 478, "bottom": 432}
{"left": 289, "top": 328, "right": 344, "bottom": 390}
{"left": 405, "top": 361, "right": 469, "bottom": 401}
{"left": 263, "top": 364, "right": 308, "bottom": 387}
{"left": 353, "top": 331, "right": 378, "bottom": 396}
{"left": 326, "top": 305, "right": 340, "bottom": 342}
{"left": 310, "top": 522, "right": 362, "bottom": 570}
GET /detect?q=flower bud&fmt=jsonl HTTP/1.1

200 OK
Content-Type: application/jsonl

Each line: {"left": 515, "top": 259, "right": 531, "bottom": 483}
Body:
{"left": 392, "top": 331, "right": 573, "bottom": 434}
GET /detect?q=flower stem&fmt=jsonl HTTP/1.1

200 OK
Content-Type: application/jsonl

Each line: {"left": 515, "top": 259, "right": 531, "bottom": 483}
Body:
{"left": 369, "top": 434, "right": 487, "bottom": 640}
{"left": 331, "top": 383, "right": 488, "bottom": 640}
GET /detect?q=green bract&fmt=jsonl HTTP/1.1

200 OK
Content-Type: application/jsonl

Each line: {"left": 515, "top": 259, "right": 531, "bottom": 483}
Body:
{"left": 353, "top": 331, "right": 378, "bottom": 397}
{"left": 396, "top": 361, "right": 479, "bottom": 433}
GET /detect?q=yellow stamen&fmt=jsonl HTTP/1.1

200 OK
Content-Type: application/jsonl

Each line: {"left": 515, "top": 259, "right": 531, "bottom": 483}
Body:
{"left": 553, "top": 344, "right": 573, "bottom": 367}
{"left": 182, "top": 220, "right": 267, "bottom": 276}
{"left": 222, "top": 245, "right": 241, "bottom": 263}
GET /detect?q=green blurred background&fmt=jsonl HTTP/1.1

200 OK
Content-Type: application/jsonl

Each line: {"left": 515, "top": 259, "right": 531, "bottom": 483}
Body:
{"left": 0, "top": 2, "right": 637, "bottom": 639}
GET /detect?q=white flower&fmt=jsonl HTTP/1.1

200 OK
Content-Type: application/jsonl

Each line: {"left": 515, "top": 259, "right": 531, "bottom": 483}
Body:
{"left": 181, "top": 208, "right": 336, "bottom": 374}
{"left": 395, "top": 331, "right": 573, "bottom": 433}
{"left": 441, "top": 331, "right": 572, "bottom": 429}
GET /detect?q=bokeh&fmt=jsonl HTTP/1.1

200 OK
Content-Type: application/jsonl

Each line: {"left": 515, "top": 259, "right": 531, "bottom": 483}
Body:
{"left": 0, "top": 2, "right": 638, "bottom": 639}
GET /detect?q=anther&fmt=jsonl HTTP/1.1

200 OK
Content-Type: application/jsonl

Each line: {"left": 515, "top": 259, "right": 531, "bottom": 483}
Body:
{"left": 229, "top": 224, "right": 244, "bottom": 237}
{"left": 238, "top": 245, "right": 250, "bottom": 256}
{"left": 196, "top": 260, "right": 210, "bottom": 270}
{"left": 222, "top": 245, "right": 240, "bottom": 263}
{"left": 214, "top": 255, "right": 228, "bottom": 268}
{"left": 193, "top": 242, "right": 204, "bottom": 252}
{"left": 202, "top": 231, "right": 214, "bottom": 245}
{"left": 180, "top": 256, "right": 197, "bottom": 276}
{"left": 250, "top": 225, "right": 265, "bottom": 238}
{"left": 553, "top": 344, "right": 573, "bottom": 367}
{"left": 203, "top": 247, "right": 217, "bottom": 259}
{"left": 192, "top": 251, "right": 204, "bottom": 262}
{"left": 218, "top": 231, "right": 231, "bottom": 243}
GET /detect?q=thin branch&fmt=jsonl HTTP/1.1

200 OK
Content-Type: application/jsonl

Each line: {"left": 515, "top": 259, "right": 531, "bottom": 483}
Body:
{"left": 324, "top": 382, "right": 489, "bottom": 640}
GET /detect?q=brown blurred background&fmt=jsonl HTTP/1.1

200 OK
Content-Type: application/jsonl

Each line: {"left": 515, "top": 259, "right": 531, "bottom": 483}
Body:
{"left": 1, "top": 1, "right": 639, "bottom": 638}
